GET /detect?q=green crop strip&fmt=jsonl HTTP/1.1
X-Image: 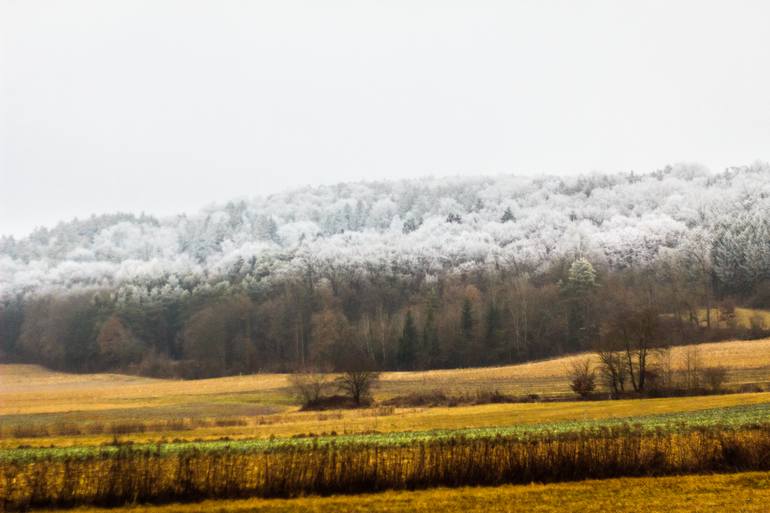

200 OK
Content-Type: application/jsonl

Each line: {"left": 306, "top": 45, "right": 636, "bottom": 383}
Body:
{"left": 3, "top": 401, "right": 770, "bottom": 463}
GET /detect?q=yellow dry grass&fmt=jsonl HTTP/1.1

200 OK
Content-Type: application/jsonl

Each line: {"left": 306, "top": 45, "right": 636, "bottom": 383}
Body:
{"left": 3, "top": 391, "right": 770, "bottom": 449}
{"left": 4, "top": 337, "right": 770, "bottom": 415}
{"left": 380, "top": 336, "right": 770, "bottom": 397}
{"left": 0, "top": 364, "right": 291, "bottom": 415}
{"left": 3, "top": 337, "right": 770, "bottom": 448}
{"left": 694, "top": 307, "right": 770, "bottom": 329}
{"left": 31, "top": 471, "right": 770, "bottom": 513}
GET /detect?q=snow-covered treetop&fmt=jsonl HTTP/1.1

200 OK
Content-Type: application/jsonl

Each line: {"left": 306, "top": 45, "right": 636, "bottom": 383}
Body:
{"left": 2, "top": 162, "right": 769, "bottom": 299}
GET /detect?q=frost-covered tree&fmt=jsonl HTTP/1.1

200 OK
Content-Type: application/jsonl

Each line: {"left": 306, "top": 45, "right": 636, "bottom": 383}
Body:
{"left": 712, "top": 209, "right": 770, "bottom": 294}
{"left": 3, "top": 164, "right": 770, "bottom": 300}
{"left": 565, "top": 258, "right": 598, "bottom": 295}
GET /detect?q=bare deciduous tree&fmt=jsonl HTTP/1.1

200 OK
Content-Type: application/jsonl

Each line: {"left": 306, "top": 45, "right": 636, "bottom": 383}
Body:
{"left": 602, "top": 302, "right": 661, "bottom": 393}
{"left": 596, "top": 349, "right": 627, "bottom": 397}
{"left": 336, "top": 370, "right": 380, "bottom": 406}
{"left": 681, "top": 346, "right": 702, "bottom": 391}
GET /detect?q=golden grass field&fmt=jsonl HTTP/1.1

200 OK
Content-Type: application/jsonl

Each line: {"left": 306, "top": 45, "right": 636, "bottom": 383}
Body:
{"left": 2, "top": 337, "right": 770, "bottom": 448}
{"left": 4, "top": 337, "right": 770, "bottom": 414}
{"left": 28, "top": 471, "right": 770, "bottom": 513}
{"left": 5, "top": 390, "right": 770, "bottom": 449}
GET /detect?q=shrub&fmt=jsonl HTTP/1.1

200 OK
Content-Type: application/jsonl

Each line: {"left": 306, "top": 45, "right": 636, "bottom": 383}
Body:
{"left": 474, "top": 389, "right": 516, "bottom": 404}
{"left": 568, "top": 358, "right": 596, "bottom": 398}
{"left": 738, "top": 383, "right": 764, "bottom": 393}
{"left": 289, "top": 370, "right": 334, "bottom": 408}
{"left": 10, "top": 424, "right": 48, "bottom": 438}
{"left": 214, "top": 418, "right": 248, "bottom": 428}
{"left": 301, "top": 395, "right": 359, "bottom": 411}
{"left": 702, "top": 366, "right": 729, "bottom": 392}
{"left": 749, "top": 315, "right": 767, "bottom": 338}
{"left": 383, "top": 390, "right": 450, "bottom": 407}
{"left": 109, "top": 421, "right": 146, "bottom": 435}
{"left": 53, "top": 422, "right": 81, "bottom": 436}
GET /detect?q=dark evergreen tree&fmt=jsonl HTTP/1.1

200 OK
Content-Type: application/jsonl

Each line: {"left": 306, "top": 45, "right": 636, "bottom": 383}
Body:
{"left": 0, "top": 299, "right": 24, "bottom": 359}
{"left": 396, "top": 310, "right": 418, "bottom": 370}
{"left": 422, "top": 297, "right": 440, "bottom": 367}
{"left": 457, "top": 298, "right": 476, "bottom": 365}
{"left": 62, "top": 301, "right": 100, "bottom": 372}
{"left": 483, "top": 302, "right": 503, "bottom": 362}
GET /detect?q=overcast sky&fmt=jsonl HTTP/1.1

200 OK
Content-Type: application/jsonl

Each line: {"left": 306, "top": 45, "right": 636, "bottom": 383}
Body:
{"left": 1, "top": 0, "right": 769, "bottom": 237}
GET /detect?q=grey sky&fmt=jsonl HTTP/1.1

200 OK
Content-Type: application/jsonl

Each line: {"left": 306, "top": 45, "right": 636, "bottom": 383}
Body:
{"left": 2, "top": 0, "right": 769, "bottom": 237}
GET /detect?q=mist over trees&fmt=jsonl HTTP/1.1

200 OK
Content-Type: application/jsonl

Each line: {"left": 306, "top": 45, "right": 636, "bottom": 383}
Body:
{"left": 2, "top": 163, "right": 770, "bottom": 377}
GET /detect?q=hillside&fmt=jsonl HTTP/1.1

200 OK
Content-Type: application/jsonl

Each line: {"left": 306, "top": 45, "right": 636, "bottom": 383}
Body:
{"left": 3, "top": 164, "right": 770, "bottom": 378}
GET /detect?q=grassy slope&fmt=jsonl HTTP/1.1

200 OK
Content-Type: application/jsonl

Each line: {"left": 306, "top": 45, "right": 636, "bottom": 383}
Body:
{"left": 4, "top": 337, "right": 770, "bottom": 410}
{"left": 32, "top": 471, "right": 770, "bottom": 513}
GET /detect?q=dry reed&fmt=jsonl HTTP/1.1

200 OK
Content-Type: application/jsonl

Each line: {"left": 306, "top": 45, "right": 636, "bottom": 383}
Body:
{"left": 3, "top": 426, "right": 770, "bottom": 511}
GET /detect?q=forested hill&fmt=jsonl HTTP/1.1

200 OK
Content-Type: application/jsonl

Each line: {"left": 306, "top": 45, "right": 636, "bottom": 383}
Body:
{"left": 3, "top": 163, "right": 770, "bottom": 299}
{"left": 1, "top": 163, "right": 770, "bottom": 377}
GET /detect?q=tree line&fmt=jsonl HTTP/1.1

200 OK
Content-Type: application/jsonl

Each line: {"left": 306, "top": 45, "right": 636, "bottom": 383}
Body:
{"left": 2, "top": 252, "right": 768, "bottom": 379}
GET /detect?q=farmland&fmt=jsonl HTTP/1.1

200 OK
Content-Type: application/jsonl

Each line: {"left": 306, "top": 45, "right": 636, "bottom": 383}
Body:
{"left": 3, "top": 400, "right": 770, "bottom": 463}
{"left": 3, "top": 337, "right": 770, "bottom": 449}
{"left": 3, "top": 337, "right": 770, "bottom": 510}
{"left": 4, "top": 420, "right": 770, "bottom": 509}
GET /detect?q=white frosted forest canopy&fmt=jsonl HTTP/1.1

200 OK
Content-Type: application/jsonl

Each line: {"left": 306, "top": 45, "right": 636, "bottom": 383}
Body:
{"left": 2, "top": 162, "right": 770, "bottom": 301}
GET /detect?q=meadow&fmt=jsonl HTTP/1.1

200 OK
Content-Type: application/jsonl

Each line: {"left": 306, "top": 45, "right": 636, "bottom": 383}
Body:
{"left": 5, "top": 335, "right": 770, "bottom": 416}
